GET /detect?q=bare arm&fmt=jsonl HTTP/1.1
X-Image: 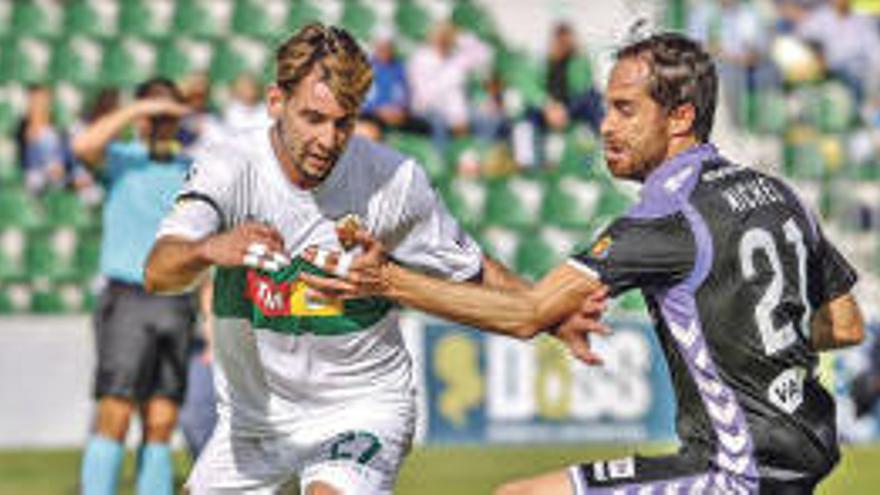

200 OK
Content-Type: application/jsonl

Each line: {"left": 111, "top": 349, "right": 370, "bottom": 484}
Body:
{"left": 72, "top": 99, "right": 190, "bottom": 167}
{"left": 144, "top": 223, "right": 287, "bottom": 294}
{"left": 301, "top": 232, "right": 609, "bottom": 363}
{"left": 383, "top": 261, "right": 602, "bottom": 339}
{"left": 478, "top": 255, "right": 531, "bottom": 291}
{"left": 810, "top": 293, "right": 864, "bottom": 351}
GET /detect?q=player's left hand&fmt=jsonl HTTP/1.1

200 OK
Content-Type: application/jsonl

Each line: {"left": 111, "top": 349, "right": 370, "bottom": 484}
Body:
{"left": 550, "top": 287, "right": 610, "bottom": 366}
{"left": 299, "top": 230, "right": 390, "bottom": 299}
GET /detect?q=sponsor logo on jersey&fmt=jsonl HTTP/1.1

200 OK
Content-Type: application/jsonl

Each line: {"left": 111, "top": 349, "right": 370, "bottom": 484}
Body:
{"left": 246, "top": 270, "right": 292, "bottom": 316}
{"left": 590, "top": 235, "right": 613, "bottom": 259}
{"left": 245, "top": 270, "right": 343, "bottom": 317}
{"left": 335, "top": 213, "right": 363, "bottom": 251}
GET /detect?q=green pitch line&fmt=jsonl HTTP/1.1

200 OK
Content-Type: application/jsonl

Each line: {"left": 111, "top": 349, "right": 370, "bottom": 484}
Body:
{"left": 1, "top": 444, "right": 878, "bottom": 495}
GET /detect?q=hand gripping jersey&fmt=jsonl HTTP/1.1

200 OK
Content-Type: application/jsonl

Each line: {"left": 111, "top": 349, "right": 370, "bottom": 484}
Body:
{"left": 158, "top": 129, "right": 482, "bottom": 435}
{"left": 570, "top": 144, "right": 857, "bottom": 490}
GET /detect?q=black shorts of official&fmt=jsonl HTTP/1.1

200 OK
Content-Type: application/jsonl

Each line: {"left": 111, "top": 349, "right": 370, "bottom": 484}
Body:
{"left": 93, "top": 280, "right": 196, "bottom": 404}
{"left": 569, "top": 449, "right": 821, "bottom": 494}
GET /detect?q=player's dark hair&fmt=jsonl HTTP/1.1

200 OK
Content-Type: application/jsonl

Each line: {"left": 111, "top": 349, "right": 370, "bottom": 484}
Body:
{"left": 135, "top": 77, "right": 183, "bottom": 102}
{"left": 616, "top": 33, "right": 718, "bottom": 142}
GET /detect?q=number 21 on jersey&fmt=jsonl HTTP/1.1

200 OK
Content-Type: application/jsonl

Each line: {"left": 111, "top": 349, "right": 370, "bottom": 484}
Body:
{"left": 739, "top": 218, "right": 809, "bottom": 356}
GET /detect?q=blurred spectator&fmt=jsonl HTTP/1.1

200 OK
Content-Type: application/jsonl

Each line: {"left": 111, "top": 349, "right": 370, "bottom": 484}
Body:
{"left": 408, "top": 20, "right": 492, "bottom": 149}
{"left": 72, "top": 78, "right": 195, "bottom": 495}
{"left": 541, "top": 23, "right": 603, "bottom": 134}
{"left": 775, "top": 0, "right": 822, "bottom": 33}
{"left": 797, "top": 0, "right": 880, "bottom": 104}
{"left": 689, "top": 0, "right": 776, "bottom": 126}
{"left": 358, "top": 30, "right": 429, "bottom": 140}
{"left": 222, "top": 72, "right": 271, "bottom": 133}
{"left": 69, "top": 88, "right": 124, "bottom": 205}
{"left": 515, "top": 23, "right": 604, "bottom": 168}
{"left": 15, "top": 85, "right": 69, "bottom": 195}
{"left": 178, "top": 71, "right": 226, "bottom": 158}
{"left": 470, "top": 70, "right": 512, "bottom": 143}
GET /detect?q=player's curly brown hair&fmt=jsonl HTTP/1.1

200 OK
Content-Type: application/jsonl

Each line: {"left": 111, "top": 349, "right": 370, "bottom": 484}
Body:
{"left": 275, "top": 23, "right": 373, "bottom": 113}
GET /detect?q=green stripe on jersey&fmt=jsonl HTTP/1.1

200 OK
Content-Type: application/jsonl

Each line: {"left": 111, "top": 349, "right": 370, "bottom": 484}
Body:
{"left": 213, "top": 257, "right": 393, "bottom": 336}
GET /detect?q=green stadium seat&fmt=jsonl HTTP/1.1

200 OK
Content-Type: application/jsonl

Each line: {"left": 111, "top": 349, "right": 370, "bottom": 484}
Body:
{"left": 0, "top": 186, "right": 45, "bottom": 229}
{"left": 0, "top": 158, "right": 22, "bottom": 186}
{"left": 515, "top": 231, "right": 557, "bottom": 280}
{"left": 743, "top": 89, "right": 788, "bottom": 135}
{"left": 480, "top": 225, "right": 520, "bottom": 267}
{"left": 541, "top": 176, "right": 602, "bottom": 230}
{"left": 286, "top": 0, "right": 323, "bottom": 32}
{"left": 497, "top": 49, "right": 545, "bottom": 109}
{"left": 0, "top": 281, "right": 32, "bottom": 313}
{"left": 0, "top": 227, "right": 27, "bottom": 279}
{"left": 783, "top": 137, "right": 826, "bottom": 180}
{"left": 118, "top": 0, "right": 175, "bottom": 40}
{"left": 452, "top": 0, "right": 498, "bottom": 43}
{"left": 440, "top": 178, "right": 487, "bottom": 230}
{"left": 50, "top": 37, "right": 104, "bottom": 87}
{"left": 25, "top": 227, "right": 79, "bottom": 280}
{"left": 558, "top": 127, "right": 600, "bottom": 177}
{"left": 340, "top": 0, "right": 377, "bottom": 42}
{"left": 232, "top": 0, "right": 286, "bottom": 40}
{"left": 75, "top": 229, "right": 102, "bottom": 277}
{"left": 42, "top": 191, "right": 95, "bottom": 228}
{"left": 12, "top": 0, "right": 63, "bottom": 39}
{"left": 210, "top": 42, "right": 248, "bottom": 85}
{"left": 30, "top": 279, "right": 67, "bottom": 313}
{"left": 6, "top": 38, "right": 53, "bottom": 84}
{"left": 64, "top": 0, "right": 117, "bottom": 39}
{"left": 174, "top": 0, "right": 224, "bottom": 39}
{"left": 395, "top": 0, "right": 432, "bottom": 41}
{"left": 484, "top": 176, "right": 545, "bottom": 229}
{"left": 514, "top": 227, "right": 585, "bottom": 280}
{"left": 156, "top": 41, "right": 189, "bottom": 81}
{"left": 816, "top": 82, "right": 855, "bottom": 133}
{"left": 386, "top": 133, "right": 448, "bottom": 183}
{"left": 596, "top": 184, "right": 633, "bottom": 219}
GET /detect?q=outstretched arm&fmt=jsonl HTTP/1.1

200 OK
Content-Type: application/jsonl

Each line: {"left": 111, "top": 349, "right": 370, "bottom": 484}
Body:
{"left": 300, "top": 232, "right": 609, "bottom": 363}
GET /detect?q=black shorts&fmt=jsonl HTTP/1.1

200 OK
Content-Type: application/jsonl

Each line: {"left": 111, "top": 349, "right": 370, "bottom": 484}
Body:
{"left": 570, "top": 450, "right": 820, "bottom": 494}
{"left": 93, "top": 280, "right": 196, "bottom": 404}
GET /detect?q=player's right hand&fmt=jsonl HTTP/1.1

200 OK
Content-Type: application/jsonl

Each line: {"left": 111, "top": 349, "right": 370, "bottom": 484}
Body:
{"left": 202, "top": 222, "right": 289, "bottom": 271}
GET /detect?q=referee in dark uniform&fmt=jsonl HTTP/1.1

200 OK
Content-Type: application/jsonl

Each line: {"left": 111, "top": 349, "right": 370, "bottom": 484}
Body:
{"left": 300, "top": 33, "right": 866, "bottom": 494}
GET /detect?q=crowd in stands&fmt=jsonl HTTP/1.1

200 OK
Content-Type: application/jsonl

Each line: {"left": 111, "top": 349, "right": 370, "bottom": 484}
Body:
{"left": 2, "top": 0, "right": 880, "bottom": 315}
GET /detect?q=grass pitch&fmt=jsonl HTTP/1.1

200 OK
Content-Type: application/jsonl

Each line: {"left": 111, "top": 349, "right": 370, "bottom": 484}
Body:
{"left": 1, "top": 444, "right": 877, "bottom": 494}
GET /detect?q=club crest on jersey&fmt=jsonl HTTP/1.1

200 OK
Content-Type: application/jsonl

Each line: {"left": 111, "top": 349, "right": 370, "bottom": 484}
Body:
{"left": 590, "top": 235, "right": 613, "bottom": 259}
{"left": 246, "top": 271, "right": 292, "bottom": 316}
{"left": 335, "top": 213, "right": 363, "bottom": 251}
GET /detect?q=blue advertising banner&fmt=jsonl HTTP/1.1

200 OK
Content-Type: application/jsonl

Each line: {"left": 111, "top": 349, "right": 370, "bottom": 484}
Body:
{"left": 420, "top": 318, "right": 677, "bottom": 444}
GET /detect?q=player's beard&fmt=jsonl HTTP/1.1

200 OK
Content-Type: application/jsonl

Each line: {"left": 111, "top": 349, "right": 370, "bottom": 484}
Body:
{"left": 276, "top": 121, "right": 339, "bottom": 185}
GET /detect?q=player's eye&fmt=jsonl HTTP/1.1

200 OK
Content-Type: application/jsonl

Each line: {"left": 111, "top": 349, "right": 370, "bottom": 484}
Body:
{"left": 302, "top": 110, "right": 325, "bottom": 124}
{"left": 335, "top": 117, "right": 355, "bottom": 131}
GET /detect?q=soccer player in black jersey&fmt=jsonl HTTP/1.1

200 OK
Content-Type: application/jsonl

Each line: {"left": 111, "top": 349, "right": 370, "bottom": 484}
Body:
{"left": 302, "top": 33, "right": 865, "bottom": 494}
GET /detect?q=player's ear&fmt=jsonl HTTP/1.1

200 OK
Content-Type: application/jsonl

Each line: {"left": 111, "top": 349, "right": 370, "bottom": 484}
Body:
{"left": 668, "top": 102, "right": 696, "bottom": 138}
{"left": 266, "top": 84, "right": 287, "bottom": 119}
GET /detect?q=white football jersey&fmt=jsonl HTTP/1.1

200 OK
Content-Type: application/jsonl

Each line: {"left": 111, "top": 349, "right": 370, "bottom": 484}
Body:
{"left": 158, "top": 128, "right": 482, "bottom": 435}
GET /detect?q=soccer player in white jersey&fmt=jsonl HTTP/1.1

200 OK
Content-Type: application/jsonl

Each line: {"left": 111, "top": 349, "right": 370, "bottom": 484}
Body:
{"left": 144, "top": 23, "right": 604, "bottom": 495}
